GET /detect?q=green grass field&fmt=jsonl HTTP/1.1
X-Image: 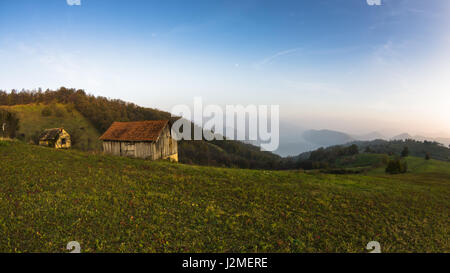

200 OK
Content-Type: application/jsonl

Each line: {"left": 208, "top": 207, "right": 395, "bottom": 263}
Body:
{"left": 335, "top": 153, "right": 388, "bottom": 168}
{"left": 0, "top": 141, "right": 449, "bottom": 253}
{"left": 334, "top": 153, "right": 450, "bottom": 175}
{"left": 0, "top": 104, "right": 101, "bottom": 150}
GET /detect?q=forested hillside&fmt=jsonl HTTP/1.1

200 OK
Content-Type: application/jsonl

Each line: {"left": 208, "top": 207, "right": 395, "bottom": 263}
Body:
{"left": 352, "top": 139, "right": 450, "bottom": 161}
{"left": 0, "top": 88, "right": 287, "bottom": 169}
{"left": 0, "top": 109, "right": 20, "bottom": 138}
{"left": 295, "top": 139, "right": 450, "bottom": 171}
{"left": 3, "top": 88, "right": 447, "bottom": 171}
{"left": 0, "top": 104, "right": 102, "bottom": 150}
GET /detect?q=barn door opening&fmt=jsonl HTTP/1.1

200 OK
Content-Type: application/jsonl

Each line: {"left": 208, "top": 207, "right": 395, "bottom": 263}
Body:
{"left": 121, "top": 142, "right": 136, "bottom": 157}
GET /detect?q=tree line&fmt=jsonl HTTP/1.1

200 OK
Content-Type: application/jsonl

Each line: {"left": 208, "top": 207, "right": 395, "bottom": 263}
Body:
{"left": 0, "top": 88, "right": 292, "bottom": 169}
{"left": 2, "top": 88, "right": 445, "bottom": 171}
{"left": 0, "top": 109, "right": 19, "bottom": 138}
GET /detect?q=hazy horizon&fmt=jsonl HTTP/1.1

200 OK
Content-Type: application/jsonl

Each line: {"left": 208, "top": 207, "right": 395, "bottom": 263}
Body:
{"left": 1, "top": 0, "right": 449, "bottom": 138}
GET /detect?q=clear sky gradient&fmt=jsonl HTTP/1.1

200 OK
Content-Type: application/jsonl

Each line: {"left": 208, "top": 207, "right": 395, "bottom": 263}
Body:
{"left": 1, "top": 0, "right": 449, "bottom": 137}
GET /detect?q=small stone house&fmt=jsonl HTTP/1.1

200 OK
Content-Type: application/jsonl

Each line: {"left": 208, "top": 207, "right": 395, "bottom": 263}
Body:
{"left": 39, "top": 128, "right": 71, "bottom": 149}
{"left": 99, "top": 120, "right": 178, "bottom": 161}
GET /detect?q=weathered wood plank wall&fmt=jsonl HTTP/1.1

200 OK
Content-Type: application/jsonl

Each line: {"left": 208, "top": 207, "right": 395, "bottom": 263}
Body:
{"left": 102, "top": 125, "right": 178, "bottom": 161}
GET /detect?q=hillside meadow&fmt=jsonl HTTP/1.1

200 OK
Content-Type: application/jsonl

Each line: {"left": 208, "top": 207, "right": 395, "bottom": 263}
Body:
{"left": 0, "top": 103, "right": 102, "bottom": 150}
{"left": 0, "top": 140, "right": 449, "bottom": 253}
{"left": 0, "top": 98, "right": 285, "bottom": 169}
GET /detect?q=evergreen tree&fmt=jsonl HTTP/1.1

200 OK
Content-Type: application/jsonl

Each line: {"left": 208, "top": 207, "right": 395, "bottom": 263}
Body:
{"left": 401, "top": 146, "right": 409, "bottom": 157}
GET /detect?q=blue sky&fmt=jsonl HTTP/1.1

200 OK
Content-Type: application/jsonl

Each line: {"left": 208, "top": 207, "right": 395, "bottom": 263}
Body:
{"left": 1, "top": 0, "right": 449, "bottom": 136}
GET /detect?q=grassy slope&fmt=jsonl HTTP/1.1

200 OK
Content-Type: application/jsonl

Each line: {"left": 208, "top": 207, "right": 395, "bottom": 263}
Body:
{"left": 334, "top": 153, "right": 450, "bottom": 175}
{"left": 334, "top": 153, "right": 387, "bottom": 168}
{"left": 365, "top": 156, "right": 450, "bottom": 176}
{"left": 0, "top": 141, "right": 449, "bottom": 253}
{"left": 354, "top": 139, "right": 450, "bottom": 162}
{"left": 404, "top": 156, "right": 450, "bottom": 174}
{"left": 0, "top": 104, "right": 101, "bottom": 150}
{"left": 1, "top": 103, "right": 281, "bottom": 169}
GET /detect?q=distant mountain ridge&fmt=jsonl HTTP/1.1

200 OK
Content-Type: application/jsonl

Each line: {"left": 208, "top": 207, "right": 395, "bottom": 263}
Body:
{"left": 275, "top": 129, "right": 381, "bottom": 157}
{"left": 390, "top": 133, "right": 450, "bottom": 147}
{"left": 275, "top": 127, "right": 450, "bottom": 157}
{"left": 295, "top": 139, "right": 450, "bottom": 163}
{"left": 390, "top": 133, "right": 412, "bottom": 140}
{"left": 351, "top": 131, "right": 385, "bottom": 141}
{"left": 302, "top": 129, "right": 355, "bottom": 146}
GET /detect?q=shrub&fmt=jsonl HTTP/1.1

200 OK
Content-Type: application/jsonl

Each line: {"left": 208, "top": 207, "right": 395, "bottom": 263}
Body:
{"left": 0, "top": 109, "right": 20, "bottom": 138}
{"left": 348, "top": 144, "right": 359, "bottom": 155}
{"left": 381, "top": 154, "right": 390, "bottom": 164}
{"left": 385, "top": 159, "right": 408, "bottom": 174}
{"left": 41, "top": 107, "right": 52, "bottom": 116}
{"left": 54, "top": 107, "right": 65, "bottom": 117}
{"left": 0, "top": 140, "right": 10, "bottom": 147}
{"left": 401, "top": 146, "right": 409, "bottom": 157}
{"left": 31, "top": 131, "right": 41, "bottom": 145}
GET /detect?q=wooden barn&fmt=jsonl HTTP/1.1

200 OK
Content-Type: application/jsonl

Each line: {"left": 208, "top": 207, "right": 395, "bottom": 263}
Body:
{"left": 39, "top": 128, "right": 71, "bottom": 149}
{"left": 99, "top": 120, "right": 178, "bottom": 161}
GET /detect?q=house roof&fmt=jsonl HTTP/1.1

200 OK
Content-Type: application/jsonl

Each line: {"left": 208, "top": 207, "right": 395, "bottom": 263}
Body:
{"left": 39, "top": 128, "right": 63, "bottom": 141}
{"left": 99, "top": 120, "right": 170, "bottom": 142}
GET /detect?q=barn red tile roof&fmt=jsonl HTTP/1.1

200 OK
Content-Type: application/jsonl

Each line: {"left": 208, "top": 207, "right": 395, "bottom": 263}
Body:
{"left": 39, "top": 128, "right": 64, "bottom": 141}
{"left": 99, "top": 120, "right": 169, "bottom": 142}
